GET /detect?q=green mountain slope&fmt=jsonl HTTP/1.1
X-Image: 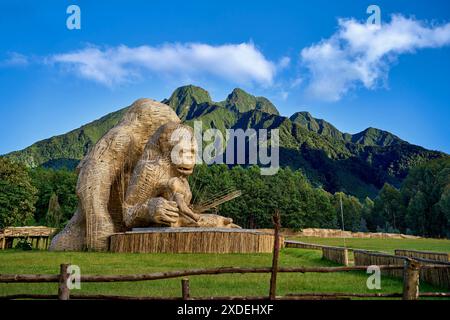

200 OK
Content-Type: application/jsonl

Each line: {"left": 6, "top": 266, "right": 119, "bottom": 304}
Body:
{"left": 350, "top": 127, "right": 405, "bottom": 147}
{"left": 290, "top": 112, "right": 347, "bottom": 141}
{"left": 161, "top": 85, "right": 213, "bottom": 120}
{"left": 219, "top": 88, "right": 280, "bottom": 115}
{"left": 3, "top": 85, "right": 446, "bottom": 198}
{"left": 5, "top": 107, "right": 128, "bottom": 169}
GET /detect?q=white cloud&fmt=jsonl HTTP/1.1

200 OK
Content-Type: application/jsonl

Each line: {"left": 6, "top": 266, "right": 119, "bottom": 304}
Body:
{"left": 1, "top": 52, "right": 29, "bottom": 67}
{"left": 277, "top": 56, "right": 291, "bottom": 69}
{"left": 279, "top": 90, "right": 289, "bottom": 101}
{"left": 50, "top": 42, "right": 277, "bottom": 87}
{"left": 301, "top": 15, "right": 450, "bottom": 101}
{"left": 290, "top": 77, "right": 303, "bottom": 88}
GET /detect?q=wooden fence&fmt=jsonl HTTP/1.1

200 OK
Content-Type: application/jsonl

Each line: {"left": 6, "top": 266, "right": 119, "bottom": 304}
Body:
{"left": 395, "top": 250, "right": 449, "bottom": 263}
{"left": 285, "top": 241, "right": 350, "bottom": 266}
{"left": 354, "top": 250, "right": 406, "bottom": 277}
{"left": 1, "top": 261, "right": 448, "bottom": 300}
{"left": 284, "top": 240, "right": 330, "bottom": 251}
{"left": 322, "top": 247, "right": 349, "bottom": 266}
{"left": 0, "top": 217, "right": 448, "bottom": 300}
{"left": 394, "top": 250, "right": 450, "bottom": 289}
{"left": 354, "top": 250, "right": 450, "bottom": 289}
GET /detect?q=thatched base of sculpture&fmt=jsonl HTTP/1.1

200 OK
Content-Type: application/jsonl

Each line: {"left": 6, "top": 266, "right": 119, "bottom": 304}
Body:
{"left": 109, "top": 228, "right": 281, "bottom": 254}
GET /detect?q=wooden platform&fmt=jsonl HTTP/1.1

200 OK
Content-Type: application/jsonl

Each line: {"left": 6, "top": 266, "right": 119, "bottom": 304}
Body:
{"left": 109, "top": 228, "right": 280, "bottom": 254}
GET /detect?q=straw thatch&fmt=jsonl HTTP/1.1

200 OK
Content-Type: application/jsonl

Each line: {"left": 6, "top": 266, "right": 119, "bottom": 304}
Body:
{"left": 49, "top": 99, "right": 181, "bottom": 251}
{"left": 259, "top": 228, "right": 421, "bottom": 239}
{"left": 110, "top": 228, "right": 278, "bottom": 254}
{"left": 1, "top": 226, "right": 56, "bottom": 250}
{"left": 1, "top": 226, "right": 56, "bottom": 237}
{"left": 49, "top": 98, "right": 241, "bottom": 252}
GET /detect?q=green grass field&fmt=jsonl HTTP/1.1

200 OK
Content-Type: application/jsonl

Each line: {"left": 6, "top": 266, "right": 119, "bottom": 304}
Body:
{"left": 290, "top": 237, "right": 450, "bottom": 254}
{"left": 0, "top": 246, "right": 447, "bottom": 298}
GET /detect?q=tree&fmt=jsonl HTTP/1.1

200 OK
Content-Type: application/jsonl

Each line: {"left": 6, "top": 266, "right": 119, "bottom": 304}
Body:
{"left": 30, "top": 167, "right": 77, "bottom": 226}
{"left": 402, "top": 158, "right": 450, "bottom": 237}
{"left": 359, "top": 217, "right": 369, "bottom": 232}
{"left": 369, "top": 157, "right": 450, "bottom": 237}
{"left": 333, "top": 192, "right": 363, "bottom": 232}
{"left": 304, "top": 188, "right": 336, "bottom": 229}
{"left": 46, "top": 193, "right": 63, "bottom": 227}
{"left": 0, "top": 157, "right": 37, "bottom": 228}
{"left": 436, "top": 188, "right": 450, "bottom": 238}
{"left": 373, "top": 183, "right": 405, "bottom": 232}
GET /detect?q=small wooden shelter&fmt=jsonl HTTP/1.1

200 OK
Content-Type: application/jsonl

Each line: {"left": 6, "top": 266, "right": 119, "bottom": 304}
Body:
{"left": 0, "top": 226, "right": 56, "bottom": 250}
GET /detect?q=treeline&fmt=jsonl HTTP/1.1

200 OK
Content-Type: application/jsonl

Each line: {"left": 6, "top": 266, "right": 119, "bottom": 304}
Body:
{"left": 0, "top": 157, "right": 449, "bottom": 238}
{"left": 0, "top": 157, "right": 77, "bottom": 229}
{"left": 189, "top": 164, "right": 362, "bottom": 231}
{"left": 368, "top": 157, "right": 450, "bottom": 238}
{"left": 189, "top": 158, "right": 450, "bottom": 237}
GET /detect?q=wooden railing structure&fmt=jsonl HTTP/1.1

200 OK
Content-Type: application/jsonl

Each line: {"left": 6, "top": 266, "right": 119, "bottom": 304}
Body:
{"left": 0, "top": 216, "right": 449, "bottom": 300}
{"left": 1, "top": 262, "right": 449, "bottom": 300}
{"left": 285, "top": 240, "right": 450, "bottom": 289}
{"left": 0, "top": 226, "right": 56, "bottom": 250}
{"left": 354, "top": 250, "right": 450, "bottom": 289}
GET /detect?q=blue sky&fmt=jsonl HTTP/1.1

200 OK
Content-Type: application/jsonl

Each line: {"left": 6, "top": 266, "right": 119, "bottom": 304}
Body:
{"left": 1, "top": 0, "right": 450, "bottom": 154}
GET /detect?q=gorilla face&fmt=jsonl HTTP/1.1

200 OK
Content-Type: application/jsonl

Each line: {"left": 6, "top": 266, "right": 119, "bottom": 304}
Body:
{"left": 168, "top": 126, "right": 197, "bottom": 176}
{"left": 174, "top": 139, "right": 196, "bottom": 175}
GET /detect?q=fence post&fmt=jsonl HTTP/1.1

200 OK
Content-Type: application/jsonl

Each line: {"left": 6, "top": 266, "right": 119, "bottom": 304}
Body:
{"left": 182, "top": 278, "right": 190, "bottom": 300}
{"left": 343, "top": 249, "right": 349, "bottom": 266}
{"left": 269, "top": 211, "right": 281, "bottom": 300}
{"left": 58, "top": 264, "right": 70, "bottom": 300}
{"left": 403, "top": 259, "right": 420, "bottom": 300}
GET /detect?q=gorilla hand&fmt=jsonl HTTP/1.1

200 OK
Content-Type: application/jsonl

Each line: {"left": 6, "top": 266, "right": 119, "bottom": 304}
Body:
{"left": 149, "top": 197, "right": 180, "bottom": 226}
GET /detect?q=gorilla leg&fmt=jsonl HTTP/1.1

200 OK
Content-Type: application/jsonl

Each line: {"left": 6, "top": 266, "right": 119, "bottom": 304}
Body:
{"left": 49, "top": 208, "right": 86, "bottom": 251}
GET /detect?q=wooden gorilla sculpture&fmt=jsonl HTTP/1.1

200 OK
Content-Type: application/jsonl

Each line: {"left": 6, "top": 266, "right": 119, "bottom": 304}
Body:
{"left": 49, "top": 99, "right": 239, "bottom": 252}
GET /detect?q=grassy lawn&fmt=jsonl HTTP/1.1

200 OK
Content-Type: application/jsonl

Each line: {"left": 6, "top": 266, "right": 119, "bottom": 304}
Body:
{"left": 289, "top": 237, "right": 450, "bottom": 254}
{"left": 0, "top": 248, "right": 445, "bottom": 298}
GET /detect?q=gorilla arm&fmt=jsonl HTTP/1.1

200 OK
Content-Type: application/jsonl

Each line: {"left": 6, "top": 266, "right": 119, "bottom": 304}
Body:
{"left": 123, "top": 159, "right": 180, "bottom": 228}
{"left": 166, "top": 177, "right": 200, "bottom": 223}
{"left": 77, "top": 130, "right": 140, "bottom": 250}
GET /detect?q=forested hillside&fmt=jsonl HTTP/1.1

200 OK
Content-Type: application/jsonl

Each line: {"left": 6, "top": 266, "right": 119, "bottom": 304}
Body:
{"left": 4, "top": 85, "right": 445, "bottom": 199}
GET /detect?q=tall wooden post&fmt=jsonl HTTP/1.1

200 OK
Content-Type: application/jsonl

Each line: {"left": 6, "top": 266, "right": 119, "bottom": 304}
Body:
{"left": 182, "top": 278, "right": 190, "bottom": 300}
{"left": 269, "top": 211, "right": 281, "bottom": 300}
{"left": 403, "top": 259, "right": 420, "bottom": 300}
{"left": 58, "top": 264, "right": 70, "bottom": 300}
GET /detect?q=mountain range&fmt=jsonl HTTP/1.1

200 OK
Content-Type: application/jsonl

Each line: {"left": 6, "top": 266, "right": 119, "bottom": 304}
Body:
{"left": 4, "top": 85, "right": 446, "bottom": 199}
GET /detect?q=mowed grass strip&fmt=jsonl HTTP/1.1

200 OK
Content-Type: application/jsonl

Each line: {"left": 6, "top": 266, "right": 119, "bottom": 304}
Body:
{"left": 0, "top": 248, "right": 444, "bottom": 298}
{"left": 290, "top": 237, "right": 450, "bottom": 254}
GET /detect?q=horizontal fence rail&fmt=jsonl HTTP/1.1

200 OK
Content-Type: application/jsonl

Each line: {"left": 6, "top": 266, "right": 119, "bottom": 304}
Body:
{"left": 0, "top": 265, "right": 406, "bottom": 283}
{"left": 0, "top": 263, "right": 449, "bottom": 300}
